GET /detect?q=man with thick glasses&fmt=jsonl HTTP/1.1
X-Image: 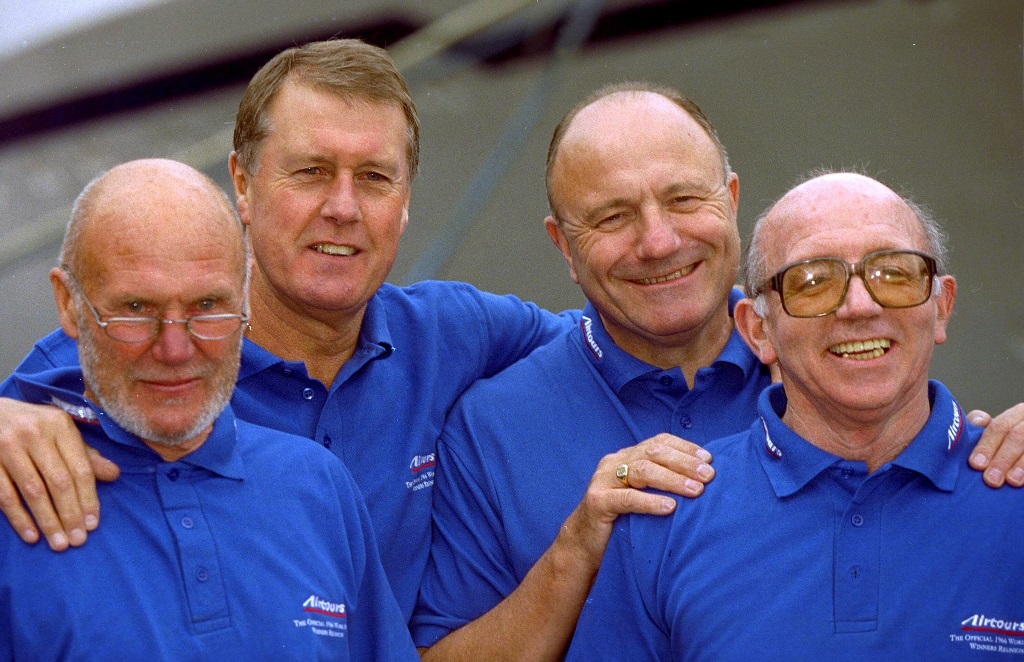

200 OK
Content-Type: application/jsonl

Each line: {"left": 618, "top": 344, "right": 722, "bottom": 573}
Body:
{"left": 565, "top": 172, "right": 1024, "bottom": 660}
{"left": 0, "top": 159, "right": 418, "bottom": 659}
{"left": 762, "top": 249, "right": 938, "bottom": 318}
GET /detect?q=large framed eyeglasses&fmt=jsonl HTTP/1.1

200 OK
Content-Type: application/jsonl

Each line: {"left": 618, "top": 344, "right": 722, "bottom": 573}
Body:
{"left": 63, "top": 269, "right": 248, "bottom": 343}
{"left": 760, "top": 249, "right": 938, "bottom": 318}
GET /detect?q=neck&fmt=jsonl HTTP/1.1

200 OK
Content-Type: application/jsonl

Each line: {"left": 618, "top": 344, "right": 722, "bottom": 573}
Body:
{"left": 607, "top": 307, "right": 735, "bottom": 388}
{"left": 144, "top": 435, "right": 208, "bottom": 462}
{"left": 245, "top": 281, "right": 363, "bottom": 386}
{"left": 781, "top": 383, "right": 931, "bottom": 472}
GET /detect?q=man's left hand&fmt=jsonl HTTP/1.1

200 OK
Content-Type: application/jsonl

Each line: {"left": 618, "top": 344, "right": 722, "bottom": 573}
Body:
{"left": 969, "top": 404, "right": 1024, "bottom": 488}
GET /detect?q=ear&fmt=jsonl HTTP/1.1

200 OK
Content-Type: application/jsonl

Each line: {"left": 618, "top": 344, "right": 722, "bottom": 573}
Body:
{"left": 228, "top": 152, "right": 252, "bottom": 227}
{"left": 734, "top": 297, "right": 779, "bottom": 366}
{"left": 399, "top": 188, "right": 411, "bottom": 236}
{"left": 545, "top": 216, "right": 579, "bottom": 284}
{"left": 931, "top": 275, "right": 957, "bottom": 345}
{"left": 726, "top": 171, "right": 740, "bottom": 216}
{"left": 50, "top": 268, "right": 82, "bottom": 340}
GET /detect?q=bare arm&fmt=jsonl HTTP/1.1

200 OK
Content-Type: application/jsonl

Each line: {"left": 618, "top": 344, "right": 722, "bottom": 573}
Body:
{"left": 0, "top": 398, "right": 119, "bottom": 550}
{"left": 968, "top": 403, "right": 1024, "bottom": 488}
{"left": 419, "top": 433, "right": 713, "bottom": 662}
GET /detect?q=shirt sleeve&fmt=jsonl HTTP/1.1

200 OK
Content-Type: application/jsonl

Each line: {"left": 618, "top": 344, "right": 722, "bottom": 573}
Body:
{"left": 462, "top": 286, "right": 578, "bottom": 379}
{"left": 326, "top": 458, "right": 421, "bottom": 661}
{"left": 410, "top": 419, "right": 521, "bottom": 647}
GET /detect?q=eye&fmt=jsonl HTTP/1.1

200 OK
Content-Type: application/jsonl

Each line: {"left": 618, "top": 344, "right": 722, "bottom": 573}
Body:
{"left": 125, "top": 301, "right": 148, "bottom": 315}
{"left": 667, "top": 195, "right": 701, "bottom": 212}
{"left": 359, "top": 170, "right": 390, "bottom": 183}
{"left": 195, "top": 298, "right": 218, "bottom": 312}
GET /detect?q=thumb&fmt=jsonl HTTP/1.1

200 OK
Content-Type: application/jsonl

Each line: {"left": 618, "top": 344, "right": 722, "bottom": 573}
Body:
{"left": 87, "top": 447, "right": 121, "bottom": 482}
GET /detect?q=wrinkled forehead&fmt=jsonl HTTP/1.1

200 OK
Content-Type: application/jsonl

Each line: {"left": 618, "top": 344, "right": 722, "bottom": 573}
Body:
{"left": 79, "top": 194, "right": 245, "bottom": 288}
{"left": 559, "top": 93, "right": 723, "bottom": 170}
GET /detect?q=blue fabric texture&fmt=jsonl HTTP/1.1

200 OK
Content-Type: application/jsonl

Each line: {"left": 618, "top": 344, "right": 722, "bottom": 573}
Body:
{"left": 4, "top": 280, "right": 576, "bottom": 623}
{"left": 567, "top": 381, "right": 1024, "bottom": 661}
{"left": 0, "top": 368, "right": 419, "bottom": 661}
{"left": 411, "top": 293, "right": 772, "bottom": 646}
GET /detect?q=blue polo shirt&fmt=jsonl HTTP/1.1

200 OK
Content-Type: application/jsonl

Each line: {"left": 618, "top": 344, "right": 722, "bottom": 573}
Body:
{"left": 8, "top": 280, "right": 575, "bottom": 623}
{"left": 567, "top": 382, "right": 1024, "bottom": 661}
{"left": 411, "top": 293, "right": 772, "bottom": 647}
{"left": 0, "top": 368, "right": 418, "bottom": 661}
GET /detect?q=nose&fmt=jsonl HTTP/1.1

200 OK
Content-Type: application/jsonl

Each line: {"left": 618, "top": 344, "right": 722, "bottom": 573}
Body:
{"left": 149, "top": 320, "right": 198, "bottom": 364}
{"left": 635, "top": 207, "right": 681, "bottom": 260}
{"left": 835, "top": 274, "right": 882, "bottom": 319}
{"left": 320, "top": 175, "right": 361, "bottom": 223}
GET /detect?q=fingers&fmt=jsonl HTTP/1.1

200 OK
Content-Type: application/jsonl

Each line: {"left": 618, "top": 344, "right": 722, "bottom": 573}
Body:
{"left": 88, "top": 447, "right": 122, "bottom": 483}
{"left": 614, "top": 433, "right": 714, "bottom": 497}
{"left": 0, "top": 465, "right": 40, "bottom": 545}
{"left": 580, "top": 434, "right": 715, "bottom": 528}
{"left": 0, "top": 434, "right": 73, "bottom": 550}
{"left": 0, "top": 399, "right": 101, "bottom": 549}
{"left": 968, "top": 404, "right": 1024, "bottom": 488}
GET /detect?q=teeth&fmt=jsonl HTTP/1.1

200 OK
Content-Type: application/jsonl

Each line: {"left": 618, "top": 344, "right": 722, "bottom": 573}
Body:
{"left": 829, "top": 338, "right": 891, "bottom": 360}
{"left": 314, "top": 243, "right": 356, "bottom": 256}
{"left": 636, "top": 265, "right": 695, "bottom": 285}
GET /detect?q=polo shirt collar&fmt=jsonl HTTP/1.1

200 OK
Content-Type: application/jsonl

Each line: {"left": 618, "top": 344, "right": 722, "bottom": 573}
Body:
{"left": 237, "top": 291, "right": 395, "bottom": 383}
{"left": 12, "top": 368, "right": 244, "bottom": 480}
{"left": 577, "top": 302, "right": 657, "bottom": 393}
{"left": 576, "top": 288, "right": 758, "bottom": 393}
{"left": 755, "top": 381, "right": 967, "bottom": 497}
{"left": 888, "top": 380, "right": 966, "bottom": 492}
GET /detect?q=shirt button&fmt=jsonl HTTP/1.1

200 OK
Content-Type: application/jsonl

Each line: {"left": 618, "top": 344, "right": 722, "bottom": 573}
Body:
{"left": 196, "top": 567, "right": 209, "bottom": 582}
{"left": 842, "top": 468, "right": 853, "bottom": 478}
{"left": 851, "top": 514, "right": 864, "bottom": 527}
{"left": 323, "top": 435, "right": 332, "bottom": 450}
{"left": 283, "top": 368, "right": 293, "bottom": 376}
{"left": 167, "top": 468, "right": 180, "bottom": 481}
{"left": 659, "top": 375, "right": 673, "bottom": 386}
{"left": 680, "top": 417, "right": 693, "bottom": 429}
{"left": 850, "top": 565, "right": 862, "bottom": 580}
{"left": 181, "top": 516, "right": 195, "bottom": 529}
{"left": 302, "top": 387, "right": 314, "bottom": 400}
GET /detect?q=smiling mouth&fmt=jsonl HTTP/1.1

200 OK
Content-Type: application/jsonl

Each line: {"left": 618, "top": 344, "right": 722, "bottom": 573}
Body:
{"left": 829, "top": 338, "right": 891, "bottom": 360}
{"left": 633, "top": 264, "right": 696, "bottom": 285}
{"left": 313, "top": 243, "right": 357, "bottom": 256}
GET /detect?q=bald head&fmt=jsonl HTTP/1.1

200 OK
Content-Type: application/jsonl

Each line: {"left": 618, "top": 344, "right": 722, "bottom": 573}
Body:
{"left": 61, "top": 158, "right": 244, "bottom": 282}
{"left": 546, "top": 83, "right": 730, "bottom": 218}
{"left": 745, "top": 172, "right": 948, "bottom": 298}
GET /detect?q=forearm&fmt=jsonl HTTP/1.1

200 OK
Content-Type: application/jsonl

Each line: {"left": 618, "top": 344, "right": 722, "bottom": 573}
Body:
{"left": 420, "top": 505, "right": 609, "bottom": 662}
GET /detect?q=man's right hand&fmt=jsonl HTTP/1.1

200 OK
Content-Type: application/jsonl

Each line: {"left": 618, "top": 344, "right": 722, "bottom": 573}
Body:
{"left": 0, "top": 398, "right": 119, "bottom": 550}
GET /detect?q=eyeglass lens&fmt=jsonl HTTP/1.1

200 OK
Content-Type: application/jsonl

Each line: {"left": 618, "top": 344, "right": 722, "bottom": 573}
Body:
{"left": 781, "top": 251, "right": 933, "bottom": 317}
{"left": 104, "top": 316, "right": 245, "bottom": 343}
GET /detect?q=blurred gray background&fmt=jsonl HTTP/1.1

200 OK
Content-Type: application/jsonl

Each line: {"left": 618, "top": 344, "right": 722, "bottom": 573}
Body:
{"left": 0, "top": 0, "right": 1020, "bottom": 412}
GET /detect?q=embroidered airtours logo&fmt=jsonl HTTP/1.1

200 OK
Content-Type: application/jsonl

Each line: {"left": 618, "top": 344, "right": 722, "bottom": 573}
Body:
{"left": 410, "top": 453, "right": 435, "bottom": 473}
{"left": 406, "top": 452, "right": 435, "bottom": 492}
{"left": 48, "top": 395, "right": 100, "bottom": 424}
{"left": 581, "top": 316, "right": 603, "bottom": 360}
{"left": 948, "top": 613, "right": 1024, "bottom": 656}
{"left": 303, "top": 594, "right": 347, "bottom": 618}
{"left": 293, "top": 594, "right": 348, "bottom": 639}
{"left": 761, "top": 419, "right": 782, "bottom": 459}
{"left": 946, "top": 400, "right": 965, "bottom": 451}
{"left": 961, "top": 614, "right": 1024, "bottom": 636}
